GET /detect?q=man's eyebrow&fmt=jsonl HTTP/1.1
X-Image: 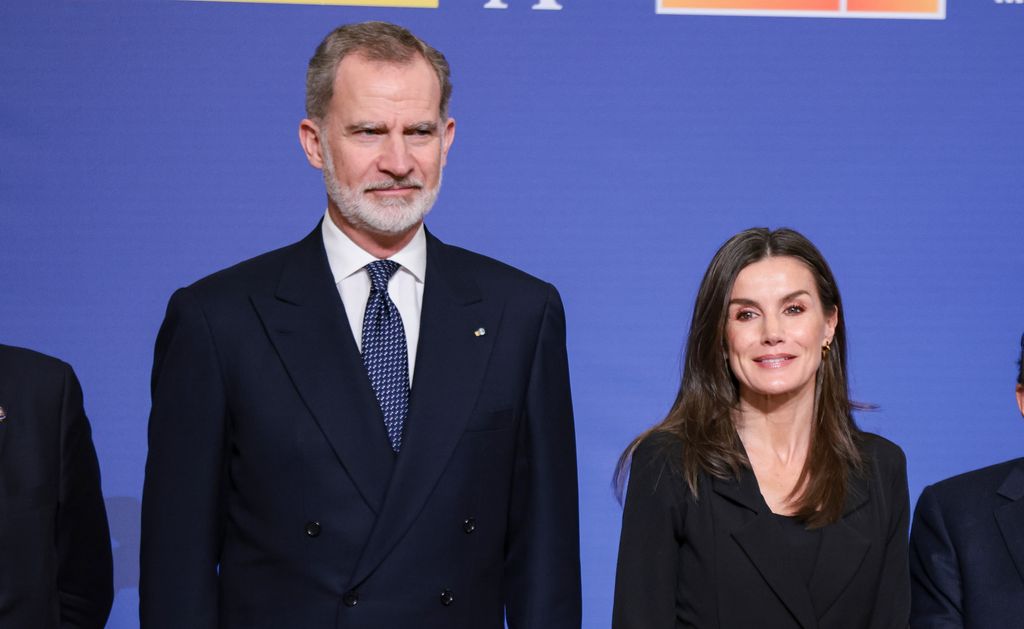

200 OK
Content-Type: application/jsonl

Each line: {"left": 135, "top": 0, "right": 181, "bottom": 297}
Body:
{"left": 346, "top": 122, "right": 387, "bottom": 133}
{"left": 404, "top": 121, "right": 438, "bottom": 132}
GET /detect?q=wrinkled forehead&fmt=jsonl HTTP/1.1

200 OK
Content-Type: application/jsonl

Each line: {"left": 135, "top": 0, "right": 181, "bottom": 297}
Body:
{"left": 331, "top": 53, "right": 442, "bottom": 114}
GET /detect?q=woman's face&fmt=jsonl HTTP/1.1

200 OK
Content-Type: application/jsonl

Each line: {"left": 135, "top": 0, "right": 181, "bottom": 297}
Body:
{"left": 724, "top": 256, "right": 838, "bottom": 405}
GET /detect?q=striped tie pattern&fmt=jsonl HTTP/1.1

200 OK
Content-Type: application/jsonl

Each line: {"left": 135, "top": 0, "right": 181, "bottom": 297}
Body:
{"left": 361, "top": 260, "right": 409, "bottom": 452}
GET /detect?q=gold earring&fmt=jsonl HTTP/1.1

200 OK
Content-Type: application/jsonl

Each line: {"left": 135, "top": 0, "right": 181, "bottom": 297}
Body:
{"left": 821, "top": 340, "right": 832, "bottom": 359}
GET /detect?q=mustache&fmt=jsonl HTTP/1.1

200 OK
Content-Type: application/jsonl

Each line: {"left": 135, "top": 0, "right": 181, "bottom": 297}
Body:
{"left": 363, "top": 178, "right": 424, "bottom": 191}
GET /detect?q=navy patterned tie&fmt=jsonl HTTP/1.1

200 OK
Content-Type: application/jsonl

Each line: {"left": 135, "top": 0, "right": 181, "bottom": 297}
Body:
{"left": 361, "top": 260, "right": 409, "bottom": 452}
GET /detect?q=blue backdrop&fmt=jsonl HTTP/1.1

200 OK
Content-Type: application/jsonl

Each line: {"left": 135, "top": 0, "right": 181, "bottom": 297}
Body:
{"left": 2, "top": 1, "right": 1022, "bottom": 626}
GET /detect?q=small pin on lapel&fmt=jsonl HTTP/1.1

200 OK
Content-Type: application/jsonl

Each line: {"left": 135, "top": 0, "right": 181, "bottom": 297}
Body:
{"left": 473, "top": 327, "right": 486, "bottom": 337}
{"left": 0, "top": 405, "right": 7, "bottom": 422}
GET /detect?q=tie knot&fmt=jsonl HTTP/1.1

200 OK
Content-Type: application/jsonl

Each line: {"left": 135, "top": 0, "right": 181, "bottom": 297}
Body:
{"left": 365, "top": 259, "right": 400, "bottom": 293}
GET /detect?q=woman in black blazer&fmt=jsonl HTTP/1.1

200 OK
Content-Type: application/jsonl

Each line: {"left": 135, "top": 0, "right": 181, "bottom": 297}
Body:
{"left": 613, "top": 228, "right": 909, "bottom": 629}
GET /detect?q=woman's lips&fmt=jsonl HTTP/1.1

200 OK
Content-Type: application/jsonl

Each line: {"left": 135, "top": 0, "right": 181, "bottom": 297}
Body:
{"left": 753, "top": 354, "right": 795, "bottom": 369}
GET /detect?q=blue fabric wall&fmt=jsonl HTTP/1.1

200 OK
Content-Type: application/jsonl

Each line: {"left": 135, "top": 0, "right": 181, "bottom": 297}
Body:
{"left": 2, "top": 1, "right": 1022, "bottom": 626}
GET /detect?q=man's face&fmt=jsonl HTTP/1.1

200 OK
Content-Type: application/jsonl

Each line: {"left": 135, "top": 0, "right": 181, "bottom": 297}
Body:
{"left": 304, "top": 53, "right": 455, "bottom": 237}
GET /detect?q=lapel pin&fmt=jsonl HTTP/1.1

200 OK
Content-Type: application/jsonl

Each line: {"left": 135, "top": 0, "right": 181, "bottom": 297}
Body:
{"left": 0, "top": 405, "right": 6, "bottom": 422}
{"left": 473, "top": 327, "right": 486, "bottom": 337}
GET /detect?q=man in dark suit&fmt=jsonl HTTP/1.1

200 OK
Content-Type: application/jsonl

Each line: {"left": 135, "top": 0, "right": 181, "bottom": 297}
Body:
{"left": 0, "top": 344, "right": 113, "bottom": 629}
{"left": 139, "top": 21, "right": 581, "bottom": 629}
{"left": 910, "top": 333, "right": 1024, "bottom": 627}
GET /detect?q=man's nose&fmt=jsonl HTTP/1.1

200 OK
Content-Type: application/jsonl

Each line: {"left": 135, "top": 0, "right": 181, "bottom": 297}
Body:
{"left": 378, "top": 134, "right": 414, "bottom": 178}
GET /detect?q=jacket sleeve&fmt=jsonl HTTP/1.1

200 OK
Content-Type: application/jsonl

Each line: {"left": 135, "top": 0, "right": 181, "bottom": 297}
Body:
{"left": 56, "top": 363, "right": 114, "bottom": 629}
{"left": 870, "top": 442, "right": 912, "bottom": 629}
{"left": 909, "top": 485, "right": 963, "bottom": 628}
{"left": 140, "top": 287, "right": 227, "bottom": 629}
{"left": 503, "top": 284, "right": 582, "bottom": 629}
{"left": 612, "top": 434, "right": 686, "bottom": 629}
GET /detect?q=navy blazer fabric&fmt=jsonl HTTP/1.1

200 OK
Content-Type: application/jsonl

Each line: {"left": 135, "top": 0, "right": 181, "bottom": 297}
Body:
{"left": 139, "top": 225, "right": 581, "bottom": 629}
{"left": 910, "top": 458, "right": 1024, "bottom": 628}
{"left": 613, "top": 431, "right": 910, "bottom": 629}
{"left": 0, "top": 345, "right": 113, "bottom": 629}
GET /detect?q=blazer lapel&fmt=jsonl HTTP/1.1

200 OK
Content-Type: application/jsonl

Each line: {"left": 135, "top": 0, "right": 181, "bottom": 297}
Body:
{"left": 251, "top": 226, "right": 394, "bottom": 515}
{"left": 349, "top": 232, "right": 502, "bottom": 587}
{"left": 807, "top": 473, "right": 871, "bottom": 616}
{"left": 994, "top": 462, "right": 1024, "bottom": 584}
{"left": 715, "top": 473, "right": 819, "bottom": 629}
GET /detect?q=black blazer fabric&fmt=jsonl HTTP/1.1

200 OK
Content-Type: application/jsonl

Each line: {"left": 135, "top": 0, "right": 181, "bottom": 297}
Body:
{"left": 910, "top": 458, "right": 1024, "bottom": 628}
{"left": 140, "top": 225, "right": 581, "bottom": 629}
{"left": 0, "top": 345, "right": 113, "bottom": 629}
{"left": 613, "top": 431, "right": 910, "bottom": 629}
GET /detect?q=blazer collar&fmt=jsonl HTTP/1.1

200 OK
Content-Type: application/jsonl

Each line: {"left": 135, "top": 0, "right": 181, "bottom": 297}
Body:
{"left": 995, "top": 460, "right": 1024, "bottom": 584}
{"left": 713, "top": 458, "right": 872, "bottom": 628}
{"left": 710, "top": 448, "right": 870, "bottom": 517}
{"left": 997, "top": 461, "right": 1024, "bottom": 501}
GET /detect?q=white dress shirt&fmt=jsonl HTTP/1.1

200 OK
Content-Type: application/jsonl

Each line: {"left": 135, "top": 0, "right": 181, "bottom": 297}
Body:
{"left": 321, "top": 210, "right": 426, "bottom": 384}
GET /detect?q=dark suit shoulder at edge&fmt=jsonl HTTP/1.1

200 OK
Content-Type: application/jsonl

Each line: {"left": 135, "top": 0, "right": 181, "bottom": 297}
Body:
{"left": 0, "top": 343, "right": 72, "bottom": 376}
{"left": 925, "top": 457, "right": 1024, "bottom": 497}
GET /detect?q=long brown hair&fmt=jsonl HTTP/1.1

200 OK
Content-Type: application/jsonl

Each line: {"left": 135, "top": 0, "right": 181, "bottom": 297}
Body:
{"left": 615, "top": 227, "right": 864, "bottom": 528}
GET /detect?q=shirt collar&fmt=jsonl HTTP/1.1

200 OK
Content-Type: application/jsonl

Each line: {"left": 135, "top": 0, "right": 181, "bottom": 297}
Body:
{"left": 321, "top": 209, "right": 427, "bottom": 284}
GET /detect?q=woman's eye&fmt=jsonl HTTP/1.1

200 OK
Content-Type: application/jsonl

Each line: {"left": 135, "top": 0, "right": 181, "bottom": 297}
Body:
{"left": 784, "top": 304, "right": 805, "bottom": 315}
{"left": 736, "top": 310, "right": 756, "bottom": 321}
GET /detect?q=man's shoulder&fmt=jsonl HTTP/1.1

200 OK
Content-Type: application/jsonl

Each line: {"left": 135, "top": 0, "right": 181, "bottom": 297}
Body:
{"left": 180, "top": 228, "right": 318, "bottom": 303}
{"left": 926, "top": 457, "right": 1024, "bottom": 504}
{"left": 192, "top": 242, "right": 302, "bottom": 291}
{"left": 431, "top": 236, "right": 557, "bottom": 299}
{"left": 0, "top": 343, "right": 71, "bottom": 379}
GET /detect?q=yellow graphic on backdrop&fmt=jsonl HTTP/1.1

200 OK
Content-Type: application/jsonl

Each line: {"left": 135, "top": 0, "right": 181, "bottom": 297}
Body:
{"left": 658, "top": 0, "right": 943, "bottom": 18}
{"left": 189, "top": 0, "right": 437, "bottom": 7}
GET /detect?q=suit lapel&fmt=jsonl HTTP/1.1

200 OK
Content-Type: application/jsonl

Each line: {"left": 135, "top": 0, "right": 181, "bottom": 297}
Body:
{"left": 349, "top": 233, "right": 502, "bottom": 587}
{"left": 995, "top": 462, "right": 1024, "bottom": 584}
{"left": 715, "top": 473, "right": 818, "bottom": 629}
{"left": 252, "top": 226, "right": 394, "bottom": 514}
{"left": 807, "top": 473, "right": 871, "bottom": 616}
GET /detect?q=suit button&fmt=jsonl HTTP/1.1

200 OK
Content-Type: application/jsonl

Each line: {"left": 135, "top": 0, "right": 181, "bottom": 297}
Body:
{"left": 305, "top": 521, "right": 321, "bottom": 537}
{"left": 343, "top": 591, "right": 359, "bottom": 607}
{"left": 462, "top": 517, "right": 476, "bottom": 534}
{"left": 440, "top": 589, "right": 454, "bottom": 606}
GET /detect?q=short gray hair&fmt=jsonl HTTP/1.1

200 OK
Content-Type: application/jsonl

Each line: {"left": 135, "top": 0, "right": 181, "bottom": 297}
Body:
{"left": 305, "top": 21, "right": 452, "bottom": 123}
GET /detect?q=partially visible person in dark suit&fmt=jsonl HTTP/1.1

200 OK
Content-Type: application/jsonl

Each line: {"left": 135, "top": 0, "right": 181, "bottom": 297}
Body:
{"left": 0, "top": 344, "right": 113, "bottom": 629}
{"left": 910, "top": 333, "right": 1024, "bottom": 628}
{"left": 612, "top": 228, "right": 910, "bottom": 629}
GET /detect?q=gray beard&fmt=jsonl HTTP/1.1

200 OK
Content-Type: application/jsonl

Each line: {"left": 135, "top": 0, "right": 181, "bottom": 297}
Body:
{"left": 321, "top": 141, "right": 440, "bottom": 236}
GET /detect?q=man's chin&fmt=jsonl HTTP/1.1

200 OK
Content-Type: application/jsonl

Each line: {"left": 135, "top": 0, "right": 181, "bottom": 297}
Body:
{"left": 340, "top": 206, "right": 428, "bottom": 237}
{"left": 327, "top": 183, "right": 437, "bottom": 238}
